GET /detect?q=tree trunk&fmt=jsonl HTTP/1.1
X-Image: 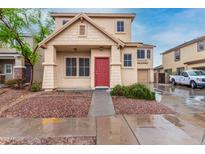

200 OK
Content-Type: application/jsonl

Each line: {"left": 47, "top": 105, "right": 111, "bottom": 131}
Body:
{"left": 29, "top": 64, "right": 34, "bottom": 89}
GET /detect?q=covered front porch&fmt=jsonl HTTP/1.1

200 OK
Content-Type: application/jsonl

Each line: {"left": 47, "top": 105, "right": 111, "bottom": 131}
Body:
{"left": 42, "top": 45, "right": 122, "bottom": 91}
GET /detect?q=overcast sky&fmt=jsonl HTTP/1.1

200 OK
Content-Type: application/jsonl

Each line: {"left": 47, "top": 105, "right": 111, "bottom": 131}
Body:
{"left": 50, "top": 8, "right": 205, "bottom": 66}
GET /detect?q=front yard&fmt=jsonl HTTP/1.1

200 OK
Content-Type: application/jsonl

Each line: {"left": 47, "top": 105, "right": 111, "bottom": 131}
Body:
{"left": 112, "top": 96, "right": 175, "bottom": 114}
{"left": 0, "top": 90, "right": 92, "bottom": 118}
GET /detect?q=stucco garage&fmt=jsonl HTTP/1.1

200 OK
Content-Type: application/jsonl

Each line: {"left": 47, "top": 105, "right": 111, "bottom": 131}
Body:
{"left": 138, "top": 69, "right": 150, "bottom": 83}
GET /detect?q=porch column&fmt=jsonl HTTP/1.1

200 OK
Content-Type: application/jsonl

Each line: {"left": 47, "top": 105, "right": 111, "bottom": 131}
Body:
{"left": 42, "top": 45, "right": 57, "bottom": 91}
{"left": 110, "top": 45, "right": 122, "bottom": 88}
{"left": 14, "top": 56, "right": 26, "bottom": 80}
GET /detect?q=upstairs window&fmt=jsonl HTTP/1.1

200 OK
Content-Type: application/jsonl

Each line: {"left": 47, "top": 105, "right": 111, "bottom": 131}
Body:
{"left": 197, "top": 41, "right": 205, "bottom": 52}
{"left": 147, "top": 50, "right": 151, "bottom": 59}
{"left": 137, "top": 50, "right": 145, "bottom": 59}
{"left": 62, "top": 20, "right": 69, "bottom": 25}
{"left": 79, "top": 58, "right": 90, "bottom": 76}
{"left": 66, "top": 58, "right": 77, "bottom": 76}
{"left": 79, "top": 24, "right": 86, "bottom": 36}
{"left": 174, "top": 50, "right": 180, "bottom": 61}
{"left": 124, "top": 54, "right": 132, "bottom": 67}
{"left": 117, "top": 21, "right": 124, "bottom": 32}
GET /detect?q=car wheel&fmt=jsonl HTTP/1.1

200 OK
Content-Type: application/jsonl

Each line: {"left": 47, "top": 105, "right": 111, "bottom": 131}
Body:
{"left": 190, "top": 81, "right": 196, "bottom": 89}
{"left": 171, "top": 79, "right": 176, "bottom": 86}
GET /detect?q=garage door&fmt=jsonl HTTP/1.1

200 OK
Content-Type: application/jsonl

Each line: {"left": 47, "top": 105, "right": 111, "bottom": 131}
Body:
{"left": 138, "top": 69, "right": 149, "bottom": 83}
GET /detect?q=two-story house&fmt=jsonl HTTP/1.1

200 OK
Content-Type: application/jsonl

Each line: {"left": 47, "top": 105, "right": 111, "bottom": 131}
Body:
{"left": 38, "top": 12, "right": 155, "bottom": 91}
{"left": 0, "top": 34, "right": 43, "bottom": 84}
{"left": 162, "top": 35, "right": 205, "bottom": 75}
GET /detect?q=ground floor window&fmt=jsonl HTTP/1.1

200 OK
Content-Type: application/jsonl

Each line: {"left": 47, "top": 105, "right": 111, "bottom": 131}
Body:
{"left": 123, "top": 53, "right": 132, "bottom": 67}
{"left": 79, "top": 58, "right": 90, "bottom": 76}
{"left": 5, "top": 64, "right": 12, "bottom": 74}
{"left": 66, "top": 57, "right": 90, "bottom": 77}
{"left": 66, "top": 58, "right": 77, "bottom": 76}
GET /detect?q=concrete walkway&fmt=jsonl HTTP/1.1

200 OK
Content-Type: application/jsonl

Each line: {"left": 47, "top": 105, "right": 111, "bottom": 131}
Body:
{"left": 0, "top": 114, "right": 203, "bottom": 145}
{"left": 88, "top": 90, "right": 115, "bottom": 117}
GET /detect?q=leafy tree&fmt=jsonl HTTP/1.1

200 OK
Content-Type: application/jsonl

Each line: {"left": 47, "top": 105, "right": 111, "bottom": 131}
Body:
{"left": 0, "top": 8, "right": 54, "bottom": 86}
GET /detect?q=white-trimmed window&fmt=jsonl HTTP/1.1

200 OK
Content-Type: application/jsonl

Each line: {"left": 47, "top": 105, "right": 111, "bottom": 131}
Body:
{"left": 137, "top": 49, "right": 145, "bottom": 59}
{"left": 5, "top": 64, "right": 12, "bottom": 74}
{"left": 116, "top": 21, "right": 124, "bottom": 32}
{"left": 79, "top": 58, "right": 90, "bottom": 76}
{"left": 124, "top": 54, "right": 132, "bottom": 67}
{"left": 197, "top": 41, "right": 205, "bottom": 52}
{"left": 147, "top": 49, "right": 151, "bottom": 59}
{"left": 174, "top": 50, "right": 180, "bottom": 61}
{"left": 79, "top": 24, "right": 86, "bottom": 36}
{"left": 66, "top": 58, "right": 77, "bottom": 76}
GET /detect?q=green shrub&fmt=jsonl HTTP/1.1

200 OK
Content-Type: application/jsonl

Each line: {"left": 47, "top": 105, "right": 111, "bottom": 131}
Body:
{"left": 5, "top": 79, "right": 24, "bottom": 89}
{"left": 111, "top": 83, "right": 155, "bottom": 100}
{"left": 31, "top": 82, "right": 42, "bottom": 92}
{"left": 111, "top": 84, "right": 124, "bottom": 96}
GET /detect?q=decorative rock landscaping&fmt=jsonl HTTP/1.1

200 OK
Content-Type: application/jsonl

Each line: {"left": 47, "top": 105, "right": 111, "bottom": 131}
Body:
{"left": 112, "top": 96, "right": 175, "bottom": 115}
{"left": 0, "top": 91, "right": 92, "bottom": 118}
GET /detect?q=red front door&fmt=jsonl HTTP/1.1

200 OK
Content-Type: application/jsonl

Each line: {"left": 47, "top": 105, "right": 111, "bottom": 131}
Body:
{"left": 95, "top": 57, "right": 109, "bottom": 87}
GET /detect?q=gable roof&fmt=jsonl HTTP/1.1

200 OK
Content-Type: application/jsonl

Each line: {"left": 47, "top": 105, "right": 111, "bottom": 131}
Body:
{"left": 50, "top": 12, "right": 136, "bottom": 22}
{"left": 38, "top": 13, "right": 125, "bottom": 48}
{"left": 162, "top": 35, "right": 205, "bottom": 55}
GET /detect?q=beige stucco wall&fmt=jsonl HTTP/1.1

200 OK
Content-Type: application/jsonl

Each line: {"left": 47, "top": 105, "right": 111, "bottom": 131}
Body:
{"left": 162, "top": 41, "right": 205, "bottom": 73}
{"left": 54, "top": 17, "right": 132, "bottom": 42}
{"left": 121, "top": 47, "right": 154, "bottom": 85}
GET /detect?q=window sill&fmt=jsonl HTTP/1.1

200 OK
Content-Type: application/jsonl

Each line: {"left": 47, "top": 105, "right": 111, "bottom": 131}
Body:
{"left": 64, "top": 76, "right": 91, "bottom": 79}
{"left": 122, "top": 66, "right": 135, "bottom": 69}
{"left": 115, "top": 32, "right": 126, "bottom": 34}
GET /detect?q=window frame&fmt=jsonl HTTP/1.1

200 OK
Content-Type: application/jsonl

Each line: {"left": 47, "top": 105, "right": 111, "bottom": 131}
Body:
{"left": 174, "top": 50, "right": 181, "bottom": 61}
{"left": 116, "top": 20, "right": 125, "bottom": 33}
{"left": 65, "top": 57, "right": 77, "bottom": 77}
{"left": 79, "top": 58, "right": 90, "bottom": 77}
{"left": 147, "top": 49, "right": 151, "bottom": 59}
{"left": 64, "top": 56, "right": 90, "bottom": 78}
{"left": 137, "top": 49, "right": 145, "bottom": 59}
{"left": 4, "top": 64, "right": 12, "bottom": 74}
{"left": 123, "top": 53, "right": 132, "bottom": 67}
{"left": 79, "top": 23, "right": 87, "bottom": 37}
{"left": 197, "top": 41, "right": 205, "bottom": 52}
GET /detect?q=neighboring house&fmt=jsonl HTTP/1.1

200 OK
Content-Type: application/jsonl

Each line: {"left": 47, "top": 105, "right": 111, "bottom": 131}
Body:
{"left": 162, "top": 35, "right": 205, "bottom": 75}
{"left": 38, "top": 12, "right": 155, "bottom": 91}
{"left": 0, "top": 35, "right": 43, "bottom": 83}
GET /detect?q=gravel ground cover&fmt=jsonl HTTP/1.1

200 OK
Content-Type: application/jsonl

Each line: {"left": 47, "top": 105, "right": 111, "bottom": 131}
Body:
{"left": 112, "top": 96, "right": 175, "bottom": 114}
{"left": 0, "top": 91, "right": 92, "bottom": 118}
{"left": 0, "top": 136, "right": 96, "bottom": 145}
{"left": 0, "top": 88, "right": 31, "bottom": 111}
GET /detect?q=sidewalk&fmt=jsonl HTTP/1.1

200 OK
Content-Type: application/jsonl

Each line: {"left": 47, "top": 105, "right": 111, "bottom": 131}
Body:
{"left": 88, "top": 90, "right": 115, "bottom": 117}
{"left": 0, "top": 114, "right": 201, "bottom": 145}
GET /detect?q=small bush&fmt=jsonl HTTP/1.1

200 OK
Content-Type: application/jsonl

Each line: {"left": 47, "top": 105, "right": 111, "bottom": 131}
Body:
{"left": 111, "top": 83, "right": 155, "bottom": 100}
{"left": 31, "top": 82, "right": 42, "bottom": 92}
{"left": 5, "top": 79, "right": 24, "bottom": 89}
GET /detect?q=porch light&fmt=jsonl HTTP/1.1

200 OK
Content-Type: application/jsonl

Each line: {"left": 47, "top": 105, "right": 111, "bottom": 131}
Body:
{"left": 99, "top": 46, "right": 103, "bottom": 51}
{"left": 73, "top": 48, "right": 77, "bottom": 52}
